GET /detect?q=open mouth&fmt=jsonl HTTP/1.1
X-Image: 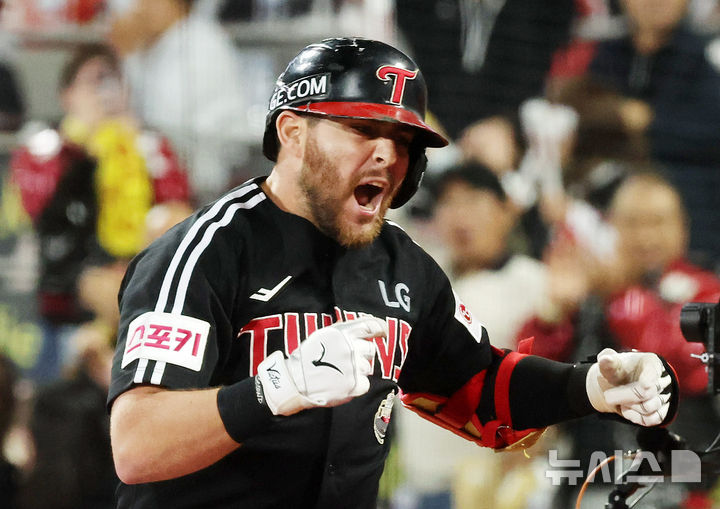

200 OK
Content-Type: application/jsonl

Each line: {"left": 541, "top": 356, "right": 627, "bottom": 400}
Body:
{"left": 354, "top": 182, "right": 386, "bottom": 212}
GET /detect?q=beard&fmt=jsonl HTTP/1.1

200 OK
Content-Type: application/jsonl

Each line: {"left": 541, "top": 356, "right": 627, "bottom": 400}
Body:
{"left": 299, "top": 135, "right": 395, "bottom": 248}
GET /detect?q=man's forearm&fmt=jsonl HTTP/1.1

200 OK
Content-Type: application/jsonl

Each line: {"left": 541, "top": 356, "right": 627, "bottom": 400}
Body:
{"left": 507, "top": 356, "right": 594, "bottom": 429}
{"left": 110, "top": 385, "right": 240, "bottom": 484}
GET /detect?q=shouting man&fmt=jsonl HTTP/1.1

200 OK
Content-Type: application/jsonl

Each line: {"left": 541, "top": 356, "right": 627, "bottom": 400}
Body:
{"left": 108, "top": 38, "right": 678, "bottom": 509}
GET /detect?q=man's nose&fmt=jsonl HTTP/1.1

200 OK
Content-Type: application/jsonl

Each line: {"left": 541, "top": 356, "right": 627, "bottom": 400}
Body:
{"left": 372, "top": 136, "right": 399, "bottom": 167}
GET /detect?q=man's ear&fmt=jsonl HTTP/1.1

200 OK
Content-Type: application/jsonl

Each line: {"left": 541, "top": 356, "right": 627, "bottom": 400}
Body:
{"left": 276, "top": 111, "right": 307, "bottom": 160}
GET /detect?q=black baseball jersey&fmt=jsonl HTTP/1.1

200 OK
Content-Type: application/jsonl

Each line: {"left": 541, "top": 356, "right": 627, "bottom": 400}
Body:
{"left": 108, "top": 176, "right": 494, "bottom": 509}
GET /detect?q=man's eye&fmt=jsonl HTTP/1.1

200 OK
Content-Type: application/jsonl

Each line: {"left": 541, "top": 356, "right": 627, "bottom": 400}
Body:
{"left": 396, "top": 137, "right": 413, "bottom": 149}
{"left": 352, "top": 125, "right": 372, "bottom": 136}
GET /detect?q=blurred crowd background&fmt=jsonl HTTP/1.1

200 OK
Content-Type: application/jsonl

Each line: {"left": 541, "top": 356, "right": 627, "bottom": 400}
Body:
{"left": 1, "top": 0, "right": 720, "bottom": 508}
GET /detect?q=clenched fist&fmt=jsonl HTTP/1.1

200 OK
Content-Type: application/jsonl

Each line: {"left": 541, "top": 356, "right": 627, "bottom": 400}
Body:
{"left": 586, "top": 348, "right": 678, "bottom": 426}
{"left": 257, "top": 316, "right": 385, "bottom": 416}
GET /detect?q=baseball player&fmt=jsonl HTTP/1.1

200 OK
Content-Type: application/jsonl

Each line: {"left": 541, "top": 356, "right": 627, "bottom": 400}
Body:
{"left": 108, "top": 38, "right": 679, "bottom": 509}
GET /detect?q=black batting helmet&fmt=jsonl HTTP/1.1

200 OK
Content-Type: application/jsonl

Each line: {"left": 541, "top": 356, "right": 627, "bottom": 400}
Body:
{"left": 262, "top": 37, "right": 448, "bottom": 208}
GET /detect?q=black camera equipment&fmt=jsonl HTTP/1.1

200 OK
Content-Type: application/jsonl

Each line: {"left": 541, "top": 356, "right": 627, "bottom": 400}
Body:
{"left": 604, "top": 428, "right": 688, "bottom": 509}
{"left": 594, "top": 300, "right": 720, "bottom": 508}
{"left": 680, "top": 299, "right": 720, "bottom": 395}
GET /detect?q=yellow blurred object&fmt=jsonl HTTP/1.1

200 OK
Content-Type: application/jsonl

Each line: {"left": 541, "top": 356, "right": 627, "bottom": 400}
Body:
{"left": 61, "top": 114, "right": 93, "bottom": 146}
{"left": 453, "top": 454, "right": 502, "bottom": 509}
{"left": 62, "top": 116, "right": 153, "bottom": 258}
{"left": 495, "top": 466, "right": 540, "bottom": 509}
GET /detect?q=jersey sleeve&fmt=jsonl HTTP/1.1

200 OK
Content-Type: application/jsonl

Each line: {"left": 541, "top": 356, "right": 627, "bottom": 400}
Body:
{"left": 397, "top": 257, "right": 594, "bottom": 450}
{"left": 107, "top": 211, "right": 244, "bottom": 409}
{"left": 397, "top": 260, "right": 494, "bottom": 397}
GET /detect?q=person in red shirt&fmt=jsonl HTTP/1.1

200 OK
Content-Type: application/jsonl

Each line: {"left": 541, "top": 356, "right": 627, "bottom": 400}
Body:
{"left": 10, "top": 43, "right": 190, "bottom": 380}
{"left": 518, "top": 171, "right": 719, "bottom": 506}
{"left": 520, "top": 172, "right": 717, "bottom": 396}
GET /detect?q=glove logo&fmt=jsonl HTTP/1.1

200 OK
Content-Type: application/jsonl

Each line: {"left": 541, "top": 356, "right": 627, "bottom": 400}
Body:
{"left": 265, "top": 362, "right": 283, "bottom": 389}
{"left": 311, "top": 343, "right": 343, "bottom": 374}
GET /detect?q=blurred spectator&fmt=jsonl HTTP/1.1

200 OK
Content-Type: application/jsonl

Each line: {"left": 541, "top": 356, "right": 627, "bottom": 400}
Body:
{"left": 549, "top": 0, "right": 720, "bottom": 263}
{"left": 509, "top": 97, "right": 621, "bottom": 261}
{"left": 457, "top": 115, "right": 519, "bottom": 176}
{"left": 16, "top": 199, "right": 192, "bottom": 509}
{"left": 76, "top": 200, "right": 194, "bottom": 331}
{"left": 3, "top": 0, "right": 104, "bottom": 27}
{"left": 517, "top": 172, "right": 720, "bottom": 506}
{"left": 17, "top": 331, "right": 116, "bottom": 509}
{"left": 217, "top": 0, "right": 313, "bottom": 21}
{"left": 0, "top": 61, "right": 23, "bottom": 130}
{"left": 0, "top": 6, "right": 25, "bottom": 131}
{"left": 109, "top": 0, "right": 254, "bottom": 203}
{"left": 9, "top": 43, "right": 190, "bottom": 381}
{"left": 432, "top": 163, "right": 547, "bottom": 349}
{"left": 521, "top": 174, "right": 715, "bottom": 396}
{"left": 455, "top": 109, "right": 563, "bottom": 260}
{"left": 394, "top": 164, "right": 553, "bottom": 509}
{"left": 0, "top": 354, "right": 19, "bottom": 509}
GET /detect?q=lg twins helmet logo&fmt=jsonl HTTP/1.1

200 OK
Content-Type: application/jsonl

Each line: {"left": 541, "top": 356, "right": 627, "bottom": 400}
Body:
{"left": 376, "top": 65, "right": 418, "bottom": 105}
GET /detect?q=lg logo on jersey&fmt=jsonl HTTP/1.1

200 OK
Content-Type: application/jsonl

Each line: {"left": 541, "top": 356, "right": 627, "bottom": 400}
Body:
{"left": 378, "top": 280, "right": 410, "bottom": 312}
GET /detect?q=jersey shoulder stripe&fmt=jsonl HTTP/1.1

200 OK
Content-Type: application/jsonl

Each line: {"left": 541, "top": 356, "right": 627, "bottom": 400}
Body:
{"left": 385, "top": 218, "right": 423, "bottom": 249}
{"left": 136, "top": 182, "right": 265, "bottom": 385}
{"left": 385, "top": 219, "right": 406, "bottom": 233}
{"left": 155, "top": 182, "right": 265, "bottom": 315}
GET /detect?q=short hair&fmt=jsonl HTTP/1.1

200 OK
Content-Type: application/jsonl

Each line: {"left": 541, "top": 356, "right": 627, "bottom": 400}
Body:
{"left": 431, "top": 162, "right": 507, "bottom": 203}
{"left": 58, "top": 43, "right": 120, "bottom": 92}
{"left": 610, "top": 171, "right": 684, "bottom": 211}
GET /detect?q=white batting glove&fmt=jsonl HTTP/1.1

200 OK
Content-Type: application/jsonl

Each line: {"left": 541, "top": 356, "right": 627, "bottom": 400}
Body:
{"left": 256, "top": 316, "right": 384, "bottom": 416}
{"left": 586, "top": 348, "right": 677, "bottom": 426}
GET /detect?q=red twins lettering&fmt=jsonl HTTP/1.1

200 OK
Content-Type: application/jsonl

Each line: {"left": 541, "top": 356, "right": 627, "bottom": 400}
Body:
{"left": 376, "top": 66, "right": 418, "bottom": 104}
{"left": 238, "top": 315, "right": 283, "bottom": 376}
{"left": 239, "top": 310, "right": 412, "bottom": 382}
{"left": 374, "top": 318, "right": 397, "bottom": 379}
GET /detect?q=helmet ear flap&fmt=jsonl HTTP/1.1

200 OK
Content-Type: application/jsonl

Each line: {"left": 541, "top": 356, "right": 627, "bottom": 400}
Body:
{"left": 391, "top": 149, "right": 426, "bottom": 209}
{"left": 262, "top": 121, "right": 280, "bottom": 162}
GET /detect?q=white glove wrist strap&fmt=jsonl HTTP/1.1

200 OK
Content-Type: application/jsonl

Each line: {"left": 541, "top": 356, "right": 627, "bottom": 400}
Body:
{"left": 586, "top": 362, "right": 614, "bottom": 414}
{"left": 257, "top": 350, "right": 311, "bottom": 416}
